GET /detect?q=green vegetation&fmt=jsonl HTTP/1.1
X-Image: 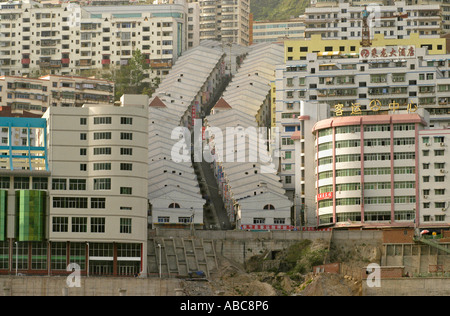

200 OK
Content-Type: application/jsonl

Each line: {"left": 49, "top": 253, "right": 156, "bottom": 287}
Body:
{"left": 250, "top": 0, "right": 310, "bottom": 22}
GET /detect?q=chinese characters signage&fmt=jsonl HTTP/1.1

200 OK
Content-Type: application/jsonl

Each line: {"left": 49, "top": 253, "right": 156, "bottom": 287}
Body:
{"left": 360, "top": 46, "right": 416, "bottom": 60}
{"left": 317, "top": 192, "right": 333, "bottom": 201}
{"left": 335, "top": 100, "right": 418, "bottom": 116}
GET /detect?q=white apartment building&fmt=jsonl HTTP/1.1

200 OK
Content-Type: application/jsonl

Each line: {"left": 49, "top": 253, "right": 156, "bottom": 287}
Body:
{"left": 147, "top": 41, "right": 237, "bottom": 229}
{"left": 312, "top": 112, "right": 427, "bottom": 228}
{"left": 0, "top": 0, "right": 198, "bottom": 81}
{"left": 0, "top": 103, "right": 148, "bottom": 276}
{"left": 418, "top": 128, "right": 450, "bottom": 226}
{"left": 188, "top": 0, "right": 250, "bottom": 46}
{"left": 204, "top": 43, "right": 293, "bottom": 230}
{"left": 252, "top": 18, "right": 305, "bottom": 44}
{"left": 43, "top": 103, "right": 148, "bottom": 276}
{"left": 305, "top": 1, "right": 442, "bottom": 41}
{"left": 0, "top": 75, "right": 114, "bottom": 115}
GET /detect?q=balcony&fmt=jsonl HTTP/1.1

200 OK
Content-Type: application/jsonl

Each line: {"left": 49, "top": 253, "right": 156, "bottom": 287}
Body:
{"left": 21, "top": 58, "right": 30, "bottom": 64}
{"left": 101, "top": 59, "right": 111, "bottom": 65}
{"left": 61, "top": 58, "right": 70, "bottom": 64}
{"left": 150, "top": 60, "right": 172, "bottom": 69}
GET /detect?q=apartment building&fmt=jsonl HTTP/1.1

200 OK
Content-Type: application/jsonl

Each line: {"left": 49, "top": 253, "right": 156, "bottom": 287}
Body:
{"left": 312, "top": 113, "right": 427, "bottom": 228}
{"left": 418, "top": 129, "right": 450, "bottom": 226}
{"left": 311, "top": 0, "right": 450, "bottom": 34}
{"left": 188, "top": 0, "right": 250, "bottom": 46}
{"left": 0, "top": 0, "right": 196, "bottom": 81}
{"left": 204, "top": 43, "right": 293, "bottom": 230}
{"left": 0, "top": 75, "right": 114, "bottom": 115}
{"left": 305, "top": 0, "right": 443, "bottom": 40}
{"left": 284, "top": 33, "right": 447, "bottom": 61}
{"left": 252, "top": 18, "right": 305, "bottom": 44}
{"left": 0, "top": 103, "right": 148, "bottom": 276}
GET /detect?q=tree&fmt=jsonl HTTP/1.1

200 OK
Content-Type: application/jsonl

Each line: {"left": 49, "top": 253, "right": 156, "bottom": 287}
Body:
{"left": 104, "top": 49, "right": 154, "bottom": 101}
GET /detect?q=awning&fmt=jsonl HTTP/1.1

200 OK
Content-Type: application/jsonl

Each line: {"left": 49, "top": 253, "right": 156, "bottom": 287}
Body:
{"left": 318, "top": 51, "right": 340, "bottom": 56}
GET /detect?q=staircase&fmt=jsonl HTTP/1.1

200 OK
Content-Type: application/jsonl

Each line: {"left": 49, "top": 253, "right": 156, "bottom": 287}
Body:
{"left": 413, "top": 237, "right": 450, "bottom": 255}
{"left": 147, "top": 237, "right": 219, "bottom": 278}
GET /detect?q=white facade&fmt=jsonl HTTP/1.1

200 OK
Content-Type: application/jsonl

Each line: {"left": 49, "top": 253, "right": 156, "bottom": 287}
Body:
{"left": 204, "top": 43, "right": 293, "bottom": 230}
{"left": 43, "top": 102, "right": 148, "bottom": 275}
{"left": 418, "top": 128, "right": 450, "bottom": 225}
{"left": 188, "top": 0, "right": 250, "bottom": 46}
{"left": 252, "top": 18, "right": 305, "bottom": 44}
{"left": 0, "top": 1, "right": 192, "bottom": 80}
{"left": 305, "top": 1, "right": 442, "bottom": 40}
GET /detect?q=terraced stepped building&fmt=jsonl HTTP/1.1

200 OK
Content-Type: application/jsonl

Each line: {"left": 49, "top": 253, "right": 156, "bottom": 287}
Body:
{"left": 204, "top": 43, "right": 293, "bottom": 230}
{"left": 147, "top": 41, "right": 249, "bottom": 229}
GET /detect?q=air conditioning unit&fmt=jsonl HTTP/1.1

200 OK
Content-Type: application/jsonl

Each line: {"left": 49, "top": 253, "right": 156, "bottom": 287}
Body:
{"left": 442, "top": 208, "right": 446, "bottom": 212}
{"left": 440, "top": 169, "right": 446, "bottom": 174}
{"left": 423, "top": 195, "right": 428, "bottom": 199}
{"left": 441, "top": 142, "right": 446, "bottom": 147}
{"left": 426, "top": 143, "right": 431, "bottom": 147}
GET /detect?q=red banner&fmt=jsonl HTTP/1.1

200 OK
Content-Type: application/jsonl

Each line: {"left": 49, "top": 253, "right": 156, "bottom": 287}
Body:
{"left": 317, "top": 192, "right": 333, "bottom": 201}
{"left": 240, "top": 225, "right": 294, "bottom": 231}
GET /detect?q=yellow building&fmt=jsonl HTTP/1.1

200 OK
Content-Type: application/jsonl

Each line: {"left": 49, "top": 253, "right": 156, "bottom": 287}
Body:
{"left": 284, "top": 33, "right": 448, "bottom": 61}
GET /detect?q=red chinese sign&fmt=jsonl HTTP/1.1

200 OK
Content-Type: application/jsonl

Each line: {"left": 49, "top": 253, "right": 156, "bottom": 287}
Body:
{"left": 360, "top": 46, "right": 415, "bottom": 60}
{"left": 241, "top": 225, "right": 294, "bottom": 231}
{"left": 317, "top": 192, "right": 333, "bottom": 201}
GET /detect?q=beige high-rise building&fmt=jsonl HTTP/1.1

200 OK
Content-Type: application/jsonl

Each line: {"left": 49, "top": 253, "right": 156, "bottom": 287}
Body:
{"left": 188, "top": 0, "right": 250, "bottom": 46}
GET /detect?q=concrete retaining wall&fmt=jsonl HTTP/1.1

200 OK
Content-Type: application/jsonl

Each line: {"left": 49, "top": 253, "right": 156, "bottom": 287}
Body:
{"left": 363, "top": 278, "right": 450, "bottom": 296}
{"left": 0, "top": 276, "right": 180, "bottom": 296}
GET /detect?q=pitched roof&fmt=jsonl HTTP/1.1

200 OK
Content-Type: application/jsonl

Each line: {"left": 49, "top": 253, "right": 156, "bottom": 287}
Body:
{"left": 149, "top": 96, "right": 167, "bottom": 108}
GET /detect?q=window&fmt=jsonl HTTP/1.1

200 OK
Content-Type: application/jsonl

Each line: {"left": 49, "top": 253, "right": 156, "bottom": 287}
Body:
{"left": 121, "top": 117, "right": 133, "bottom": 125}
{"left": 69, "top": 179, "right": 86, "bottom": 191}
{"left": 169, "top": 203, "right": 180, "bottom": 208}
{"left": 14, "top": 177, "right": 29, "bottom": 189}
{"left": 91, "top": 217, "right": 105, "bottom": 233}
{"left": 274, "top": 218, "right": 285, "bottom": 224}
{"left": 120, "top": 148, "right": 133, "bottom": 155}
{"left": 263, "top": 204, "right": 275, "bottom": 210}
{"left": 435, "top": 189, "right": 445, "bottom": 195}
{"left": 178, "top": 217, "right": 191, "bottom": 224}
{"left": 80, "top": 164, "right": 87, "bottom": 171}
{"left": 80, "top": 118, "right": 87, "bottom": 125}
{"left": 80, "top": 148, "right": 87, "bottom": 156}
{"left": 53, "top": 197, "right": 88, "bottom": 209}
{"left": 91, "top": 198, "right": 106, "bottom": 209}
{"left": 158, "top": 217, "right": 170, "bottom": 223}
{"left": 32, "top": 177, "right": 48, "bottom": 190}
{"left": 93, "top": 148, "right": 111, "bottom": 155}
{"left": 72, "top": 217, "right": 87, "bottom": 233}
{"left": 94, "top": 178, "right": 111, "bottom": 190}
{"left": 435, "top": 150, "right": 445, "bottom": 156}
{"left": 120, "top": 187, "right": 132, "bottom": 195}
{"left": 253, "top": 218, "right": 265, "bottom": 224}
{"left": 93, "top": 162, "right": 111, "bottom": 170}
{"left": 120, "top": 163, "right": 133, "bottom": 171}
{"left": 93, "top": 132, "right": 111, "bottom": 140}
{"left": 0, "top": 177, "right": 10, "bottom": 189}
{"left": 80, "top": 133, "right": 87, "bottom": 140}
{"left": 120, "top": 132, "right": 133, "bottom": 140}
{"left": 120, "top": 218, "right": 132, "bottom": 234}
{"left": 52, "top": 178, "right": 66, "bottom": 190}
{"left": 93, "top": 117, "right": 111, "bottom": 125}
{"left": 52, "top": 217, "right": 68, "bottom": 232}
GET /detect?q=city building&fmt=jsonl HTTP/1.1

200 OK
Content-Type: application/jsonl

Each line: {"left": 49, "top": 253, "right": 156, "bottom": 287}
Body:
{"left": 147, "top": 41, "right": 243, "bottom": 229}
{"left": 0, "top": 75, "right": 114, "bottom": 115}
{"left": 418, "top": 128, "right": 450, "bottom": 226}
{"left": 284, "top": 33, "right": 448, "bottom": 61}
{"left": 0, "top": 0, "right": 196, "bottom": 81}
{"left": 252, "top": 18, "right": 305, "bottom": 44}
{"left": 312, "top": 112, "right": 424, "bottom": 228}
{"left": 0, "top": 102, "right": 148, "bottom": 276}
{"left": 310, "top": 0, "right": 450, "bottom": 34}
{"left": 305, "top": 1, "right": 444, "bottom": 41}
{"left": 276, "top": 43, "right": 450, "bottom": 216}
{"left": 204, "top": 43, "right": 293, "bottom": 230}
{"left": 188, "top": 0, "right": 250, "bottom": 46}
